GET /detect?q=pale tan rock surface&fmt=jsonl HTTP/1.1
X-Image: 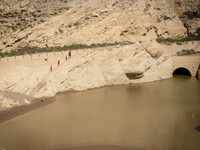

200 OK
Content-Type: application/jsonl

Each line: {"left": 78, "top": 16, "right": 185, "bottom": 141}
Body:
{"left": 0, "top": 41, "right": 199, "bottom": 110}
{"left": 0, "top": 0, "right": 199, "bottom": 52}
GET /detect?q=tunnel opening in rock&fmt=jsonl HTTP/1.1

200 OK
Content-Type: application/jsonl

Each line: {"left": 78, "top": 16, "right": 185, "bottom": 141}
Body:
{"left": 173, "top": 67, "right": 191, "bottom": 76}
{"left": 195, "top": 65, "right": 200, "bottom": 79}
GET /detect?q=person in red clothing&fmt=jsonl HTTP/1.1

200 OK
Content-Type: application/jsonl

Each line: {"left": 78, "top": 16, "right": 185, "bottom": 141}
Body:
{"left": 58, "top": 60, "right": 60, "bottom": 66}
{"left": 50, "top": 65, "right": 52, "bottom": 71}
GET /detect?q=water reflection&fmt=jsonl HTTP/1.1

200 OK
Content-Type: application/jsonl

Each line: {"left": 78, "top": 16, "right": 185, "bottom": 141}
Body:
{"left": 0, "top": 77, "right": 200, "bottom": 150}
{"left": 50, "top": 145, "right": 145, "bottom": 150}
{"left": 195, "top": 125, "right": 200, "bottom": 132}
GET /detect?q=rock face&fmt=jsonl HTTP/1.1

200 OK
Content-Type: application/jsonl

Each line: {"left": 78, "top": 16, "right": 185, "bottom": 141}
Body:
{"left": 0, "top": 91, "right": 33, "bottom": 110}
{"left": 0, "top": 0, "right": 70, "bottom": 46}
{"left": 0, "top": 0, "right": 199, "bottom": 52}
{"left": 0, "top": 41, "right": 199, "bottom": 110}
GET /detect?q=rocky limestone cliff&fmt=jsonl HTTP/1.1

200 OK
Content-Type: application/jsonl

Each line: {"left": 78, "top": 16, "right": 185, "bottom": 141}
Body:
{"left": 0, "top": 0, "right": 199, "bottom": 52}
{"left": 0, "top": 0, "right": 71, "bottom": 45}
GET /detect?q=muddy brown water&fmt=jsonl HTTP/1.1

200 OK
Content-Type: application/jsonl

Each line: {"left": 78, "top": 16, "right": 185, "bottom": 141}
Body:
{"left": 0, "top": 76, "right": 200, "bottom": 150}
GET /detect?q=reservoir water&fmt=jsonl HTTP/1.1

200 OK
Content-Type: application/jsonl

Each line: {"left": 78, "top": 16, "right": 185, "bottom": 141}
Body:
{"left": 0, "top": 76, "right": 200, "bottom": 150}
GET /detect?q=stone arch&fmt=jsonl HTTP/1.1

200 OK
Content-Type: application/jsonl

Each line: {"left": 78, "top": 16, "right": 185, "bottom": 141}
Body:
{"left": 173, "top": 67, "right": 192, "bottom": 76}
{"left": 195, "top": 64, "right": 200, "bottom": 79}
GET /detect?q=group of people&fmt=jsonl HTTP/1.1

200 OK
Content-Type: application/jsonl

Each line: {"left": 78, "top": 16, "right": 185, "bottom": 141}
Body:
{"left": 50, "top": 51, "right": 71, "bottom": 72}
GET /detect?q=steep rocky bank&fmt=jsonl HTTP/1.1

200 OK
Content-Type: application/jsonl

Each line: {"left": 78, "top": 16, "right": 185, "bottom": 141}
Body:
{"left": 0, "top": 41, "right": 200, "bottom": 110}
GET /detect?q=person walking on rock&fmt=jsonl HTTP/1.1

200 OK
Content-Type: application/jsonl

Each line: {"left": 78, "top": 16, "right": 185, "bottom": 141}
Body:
{"left": 65, "top": 55, "right": 67, "bottom": 61}
{"left": 50, "top": 65, "right": 52, "bottom": 71}
{"left": 69, "top": 51, "right": 71, "bottom": 58}
{"left": 58, "top": 60, "right": 60, "bottom": 66}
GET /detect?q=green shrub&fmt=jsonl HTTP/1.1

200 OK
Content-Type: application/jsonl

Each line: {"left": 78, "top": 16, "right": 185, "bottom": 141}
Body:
{"left": 3, "top": 12, "right": 15, "bottom": 17}
{"left": 21, "top": 18, "right": 26, "bottom": 21}
{"left": 182, "top": 11, "right": 200, "bottom": 20}
{"left": 176, "top": 49, "right": 196, "bottom": 56}
{"left": 156, "top": 35, "right": 200, "bottom": 44}
{"left": 176, "top": 42, "right": 182, "bottom": 45}
{"left": 21, "top": 9, "right": 27, "bottom": 13}
{"left": 0, "top": 42, "right": 131, "bottom": 58}
{"left": 0, "top": 20, "right": 7, "bottom": 23}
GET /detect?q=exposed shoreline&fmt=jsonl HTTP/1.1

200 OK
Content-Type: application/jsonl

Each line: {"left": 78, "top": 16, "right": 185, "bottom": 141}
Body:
{"left": 0, "top": 97, "right": 55, "bottom": 124}
{"left": 0, "top": 74, "right": 199, "bottom": 124}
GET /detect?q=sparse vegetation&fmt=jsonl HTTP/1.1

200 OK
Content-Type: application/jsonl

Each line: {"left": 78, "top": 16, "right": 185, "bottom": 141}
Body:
{"left": 0, "top": 0, "right": 71, "bottom": 37}
{"left": 156, "top": 36, "right": 200, "bottom": 44}
{"left": 176, "top": 49, "right": 199, "bottom": 56}
{"left": 21, "top": 18, "right": 26, "bottom": 22}
{"left": 74, "top": 22, "right": 79, "bottom": 26}
{"left": 156, "top": 28, "right": 200, "bottom": 44}
{"left": 14, "top": 11, "right": 18, "bottom": 15}
{"left": 0, "top": 42, "right": 131, "bottom": 58}
{"left": 32, "top": 14, "right": 37, "bottom": 17}
{"left": 30, "top": 12, "right": 35, "bottom": 15}
{"left": 21, "top": 9, "right": 27, "bottom": 13}
{"left": 3, "top": 12, "right": 15, "bottom": 17}
{"left": 182, "top": 11, "right": 200, "bottom": 20}
{"left": 176, "top": 42, "right": 182, "bottom": 45}
{"left": 0, "top": 20, "right": 8, "bottom": 23}
{"left": 16, "top": 22, "right": 21, "bottom": 26}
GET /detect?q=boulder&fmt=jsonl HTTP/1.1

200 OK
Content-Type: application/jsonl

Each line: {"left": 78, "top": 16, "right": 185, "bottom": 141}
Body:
{"left": 141, "top": 41, "right": 163, "bottom": 58}
{"left": 120, "top": 50, "right": 155, "bottom": 79}
{"left": 20, "top": 0, "right": 30, "bottom": 8}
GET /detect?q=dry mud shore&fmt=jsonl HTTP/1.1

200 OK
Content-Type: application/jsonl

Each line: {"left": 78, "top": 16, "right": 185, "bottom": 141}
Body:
{"left": 0, "top": 96, "right": 55, "bottom": 124}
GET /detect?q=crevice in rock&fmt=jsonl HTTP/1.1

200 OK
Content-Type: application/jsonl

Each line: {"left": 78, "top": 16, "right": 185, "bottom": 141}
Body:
{"left": 163, "top": 15, "right": 172, "bottom": 20}
{"left": 125, "top": 72, "right": 143, "bottom": 80}
{"left": 144, "top": 3, "right": 151, "bottom": 12}
{"left": 120, "top": 30, "right": 128, "bottom": 36}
